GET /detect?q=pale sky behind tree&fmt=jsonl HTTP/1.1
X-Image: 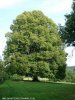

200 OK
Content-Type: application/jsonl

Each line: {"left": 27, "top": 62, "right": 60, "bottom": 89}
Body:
{"left": 0, "top": 0, "right": 74, "bottom": 66}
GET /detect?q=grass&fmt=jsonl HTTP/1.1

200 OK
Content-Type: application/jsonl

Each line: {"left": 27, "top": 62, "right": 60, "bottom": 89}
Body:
{"left": 0, "top": 80, "right": 75, "bottom": 100}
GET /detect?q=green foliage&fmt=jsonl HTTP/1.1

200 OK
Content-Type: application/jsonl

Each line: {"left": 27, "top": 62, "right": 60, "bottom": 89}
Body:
{"left": 0, "top": 59, "right": 8, "bottom": 83}
{"left": 63, "top": 0, "right": 75, "bottom": 44}
{"left": 4, "top": 10, "right": 66, "bottom": 81}
{"left": 11, "top": 74, "right": 23, "bottom": 81}
{"left": 58, "top": 24, "right": 66, "bottom": 44}
{"left": 65, "top": 70, "right": 75, "bottom": 82}
{"left": 0, "top": 71, "right": 8, "bottom": 83}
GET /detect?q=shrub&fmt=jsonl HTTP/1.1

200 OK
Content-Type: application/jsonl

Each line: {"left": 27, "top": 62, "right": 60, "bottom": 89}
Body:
{"left": 64, "top": 70, "right": 75, "bottom": 82}
{"left": 11, "top": 74, "right": 23, "bottom": 81}
{"left": 0, "top": 59, "right": 9, "bottom": 83}
{"left": 0, "top": 71, "right": 8, "bottom": 83}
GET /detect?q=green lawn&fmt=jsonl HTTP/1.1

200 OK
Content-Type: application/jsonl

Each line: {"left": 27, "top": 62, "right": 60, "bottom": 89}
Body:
{"left": 0, "top": 80, "right": 75, "bottom": 100}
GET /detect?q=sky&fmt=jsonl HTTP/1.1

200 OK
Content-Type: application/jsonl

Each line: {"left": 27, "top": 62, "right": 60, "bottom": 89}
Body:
{"left": 65, "top": 46, "right": 75, "bottom": 66}
{"left": 0, "top": 0, "right": 74, "bottom": 66}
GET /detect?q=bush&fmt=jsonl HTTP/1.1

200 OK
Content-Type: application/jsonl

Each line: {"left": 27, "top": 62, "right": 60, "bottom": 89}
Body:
{"left": 0, "top": 59, "right": 9, "bottom": 83}
{"left": 0, "top": 71, "right": 8, "bottom": 83}
{"left": 64, "top": 70, "right": 75, "bottom": 82}
{"left": 11, "top": 74, "right": 23, "bottom": 81}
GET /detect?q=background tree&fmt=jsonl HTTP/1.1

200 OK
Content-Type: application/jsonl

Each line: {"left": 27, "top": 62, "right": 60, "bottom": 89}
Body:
{"left": 4, "top": 10, "right": 66, "bottom": 81}
{"left": 0, "top": 59, "right": 8, "bottom": 83}
{"left": 62, "top": 0, "right": 75, "bottom": 45}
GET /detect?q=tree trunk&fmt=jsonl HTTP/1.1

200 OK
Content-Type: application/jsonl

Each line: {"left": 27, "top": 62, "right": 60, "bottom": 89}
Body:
{"left": 32, "top": 75, "right": 39, "bottom": 82}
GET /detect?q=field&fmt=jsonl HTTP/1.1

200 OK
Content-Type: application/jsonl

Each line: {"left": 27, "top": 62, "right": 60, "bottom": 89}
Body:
{"left": 0, "top": 80, "right": 75, "bottom": 100}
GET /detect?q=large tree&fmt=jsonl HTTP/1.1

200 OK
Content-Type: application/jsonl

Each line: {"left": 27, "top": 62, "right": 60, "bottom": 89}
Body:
{"left": 62, "top": 0, "right": 75, "bottom": 45}
{"left": 4, "top": 10, "right": 66, "bottom": 81}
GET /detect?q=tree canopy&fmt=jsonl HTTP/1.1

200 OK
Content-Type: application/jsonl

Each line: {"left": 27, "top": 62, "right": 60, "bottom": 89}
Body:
{"left": 62, "top": 0, "right": 75, "bottom": 45}
{"left": 4, "top": 10, "right": 66, "bottom": 81}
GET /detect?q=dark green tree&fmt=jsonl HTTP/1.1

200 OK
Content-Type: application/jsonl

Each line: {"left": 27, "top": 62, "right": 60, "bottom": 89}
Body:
{"left": 63, "top": 0, "right": 75, "bottom": 45}
{"left": 4, "top": 10, "right": 66, "bottom": 81}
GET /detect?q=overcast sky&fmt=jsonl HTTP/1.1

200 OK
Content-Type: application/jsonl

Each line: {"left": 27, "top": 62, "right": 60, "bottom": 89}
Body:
{"left": 0, "top": 0, "right": 74, "bottom": 66}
